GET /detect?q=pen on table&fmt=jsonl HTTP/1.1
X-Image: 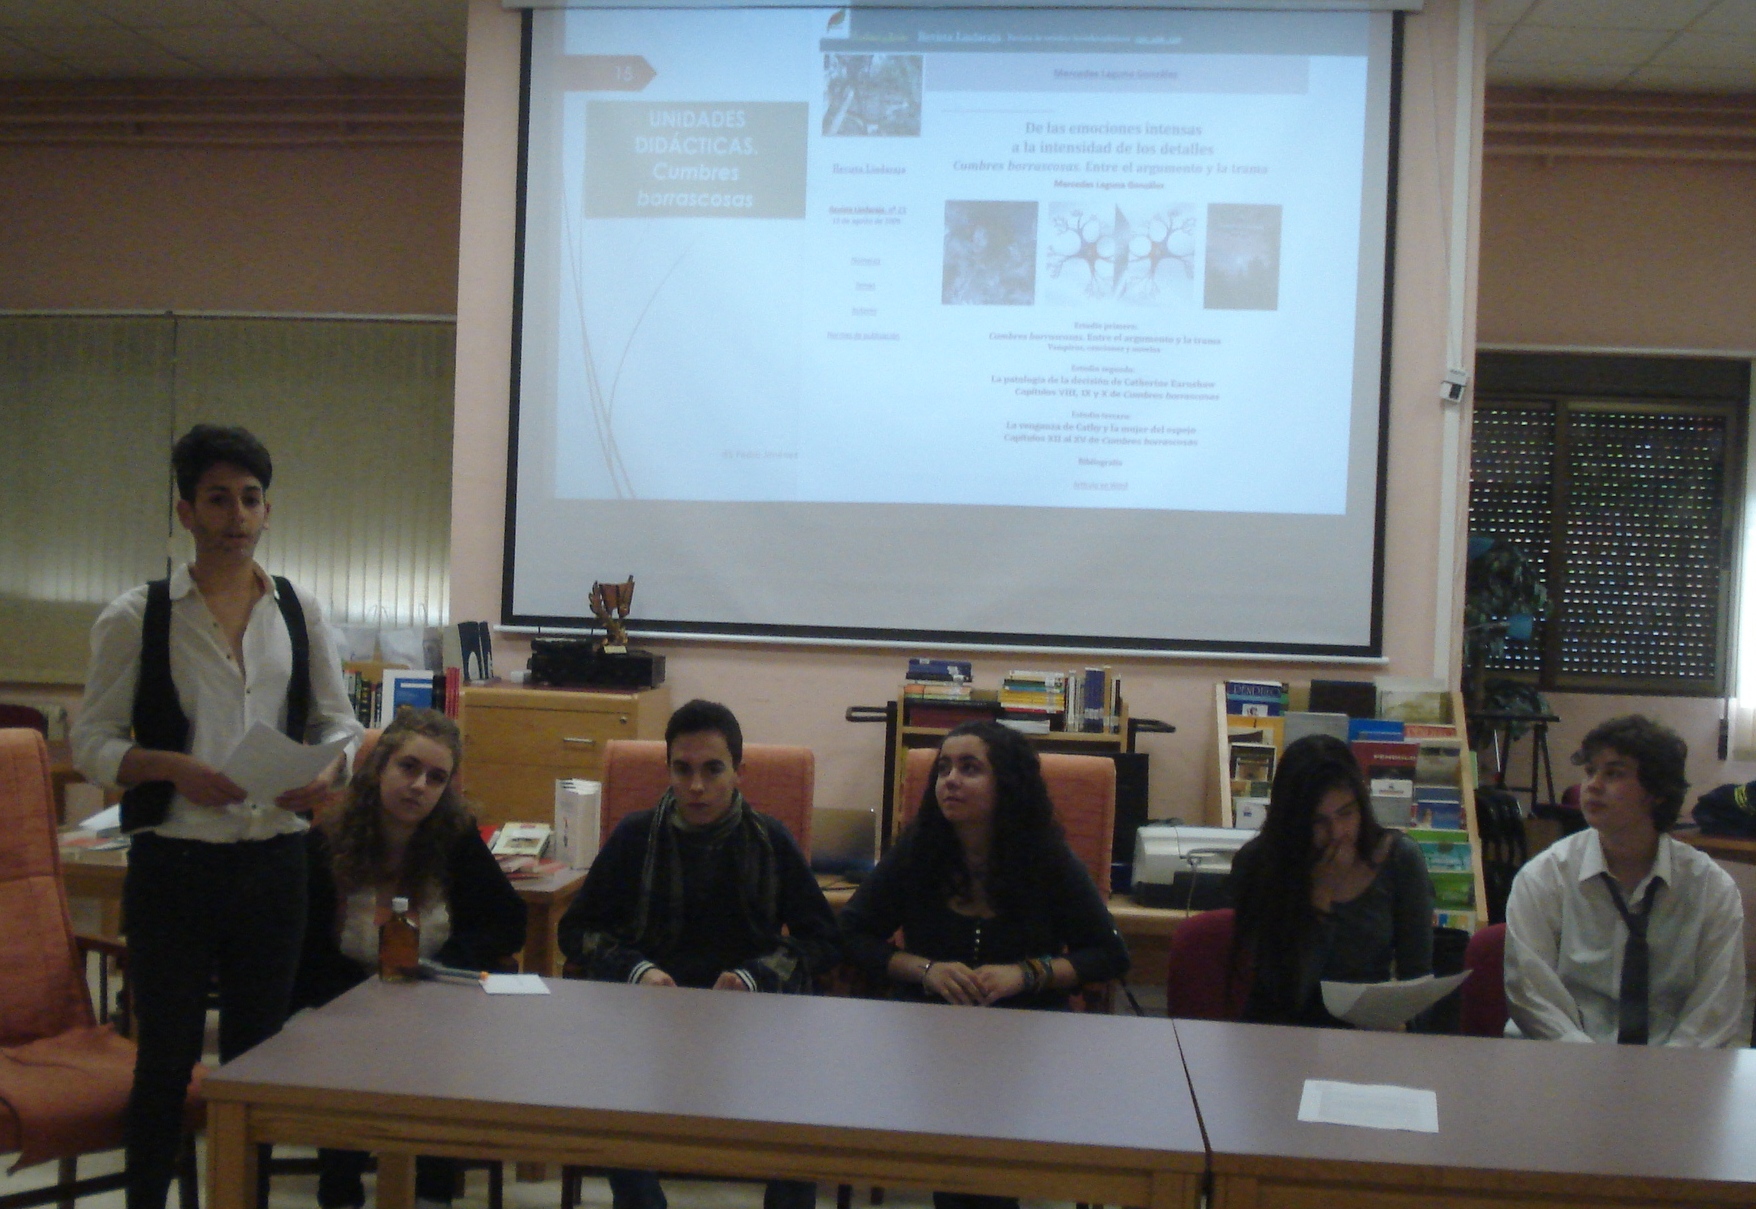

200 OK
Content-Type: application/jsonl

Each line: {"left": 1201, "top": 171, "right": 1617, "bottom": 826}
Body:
{"left": 419, "top": 959, "right": 488, "bottom": 986}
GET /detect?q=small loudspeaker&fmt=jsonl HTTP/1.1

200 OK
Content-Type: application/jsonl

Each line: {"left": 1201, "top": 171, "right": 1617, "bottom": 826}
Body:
{"left": 1109, "top": 752, "right": 1149, "bottom": 891}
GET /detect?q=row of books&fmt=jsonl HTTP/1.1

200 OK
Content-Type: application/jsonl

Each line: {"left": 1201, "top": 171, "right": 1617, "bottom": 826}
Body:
{"left": 902, "top": 661, "right": 1122, "bottom": 735}
{"left": 343, "top": 663, "right": 463, "bottom": 727}
{"left": 1225, "top": 676, "right": 1451, "bottom": 726}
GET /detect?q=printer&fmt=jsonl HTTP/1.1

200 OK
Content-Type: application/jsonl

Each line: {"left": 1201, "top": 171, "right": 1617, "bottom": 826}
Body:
{"left": 1131, "top": 824, "right": 1254, "bottom": 910}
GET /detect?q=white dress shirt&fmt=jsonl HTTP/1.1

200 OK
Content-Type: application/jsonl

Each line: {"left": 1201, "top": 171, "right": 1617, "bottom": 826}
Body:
{"left": 1504, "top": 828, "right": 1745, "bottom": 1048}
{"left": 72, "top": 562, "right": 363, "bottom": 843}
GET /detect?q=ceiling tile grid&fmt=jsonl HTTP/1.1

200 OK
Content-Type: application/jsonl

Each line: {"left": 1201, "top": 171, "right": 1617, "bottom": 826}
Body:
{"left": 0, "top": 0, "right": 1748, "bottom": 93}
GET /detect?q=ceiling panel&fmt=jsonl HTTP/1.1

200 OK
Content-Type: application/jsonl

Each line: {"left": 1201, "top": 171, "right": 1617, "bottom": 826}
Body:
{"left": 1627, "top": 63, "right": 1756, "bottom": 90}
{"left": 1523, "top": 0, "right": 1718, "bottom": 29}
{"left": 1495, "top": 24, "right": 1677, "bottom": 65}
{"left": 0, "top": 33, "right": 78, "bottom": 75}
{"left": 83, "top": 0, "right": 258, "bottom": 29}
{"left": 0, "top": 0, "right": 1751, "bottom": 92}
{"left": 1696, "top": 1, "right": 1756, "bottom": 33}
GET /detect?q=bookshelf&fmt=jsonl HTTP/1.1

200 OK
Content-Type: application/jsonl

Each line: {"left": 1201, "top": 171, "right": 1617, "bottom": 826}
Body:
{"left": 1212, "top": 680, "right": 1489, "bottom": 933}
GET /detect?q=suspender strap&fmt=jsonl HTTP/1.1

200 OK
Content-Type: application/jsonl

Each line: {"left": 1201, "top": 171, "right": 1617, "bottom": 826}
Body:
{"left": 273, "top": 576, "right": 310, "bottom": 742}
{"left": 119, "top": 578, "right": 186, "bottom": 834}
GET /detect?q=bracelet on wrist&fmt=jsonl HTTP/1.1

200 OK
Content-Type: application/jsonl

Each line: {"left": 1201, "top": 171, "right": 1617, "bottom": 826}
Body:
{"left": 920, "top": 959, "right": 936, "bottom": 984}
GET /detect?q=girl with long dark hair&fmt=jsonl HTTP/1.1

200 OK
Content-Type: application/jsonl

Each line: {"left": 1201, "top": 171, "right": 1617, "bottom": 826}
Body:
{"left": 1228, "top": 733, "right": 1432, "bottom": 1026}
{"left": 840, "top": 720, "right": 1128, "bottom": 1009}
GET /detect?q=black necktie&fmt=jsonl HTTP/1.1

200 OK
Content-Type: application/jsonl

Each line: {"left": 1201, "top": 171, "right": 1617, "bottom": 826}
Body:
{"left": 1603, "top": 874, "right": 1662, "bottom": 1045}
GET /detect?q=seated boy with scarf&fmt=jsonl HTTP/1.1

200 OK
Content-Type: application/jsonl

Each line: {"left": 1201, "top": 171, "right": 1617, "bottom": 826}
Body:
{"left": 557, "top": 698, "right": 839, "bottom": 1209}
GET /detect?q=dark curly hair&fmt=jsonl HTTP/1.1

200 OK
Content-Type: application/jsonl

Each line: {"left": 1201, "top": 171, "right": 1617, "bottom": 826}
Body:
{"left": 1573, "top": 715, "right": 1689, "bottom": 831}
{"left": 324, "top": 708, "right": 474, "bottom": 904}
{"left": 172, "top": 424, "right": 273, "bottom": 501}
{"left": 902, "top": 720, "right": 1068, "bottom": 948}
{"left": 1229, "top": 734, "right": 1384, "bottom": 989}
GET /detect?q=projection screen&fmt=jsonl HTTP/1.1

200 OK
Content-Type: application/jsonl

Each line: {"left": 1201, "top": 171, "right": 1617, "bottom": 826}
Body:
{"left": 507, "top": 5, "right": 1399, "bottom": 655}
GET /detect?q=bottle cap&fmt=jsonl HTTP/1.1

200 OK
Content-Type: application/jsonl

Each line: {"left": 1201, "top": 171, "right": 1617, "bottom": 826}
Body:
{"left": 391, "top": 896, "right": 410, "bottom": 914}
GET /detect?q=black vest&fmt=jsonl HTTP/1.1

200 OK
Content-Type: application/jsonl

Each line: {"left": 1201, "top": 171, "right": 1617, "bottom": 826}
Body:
{"left": 119, "top": 576, "right": 312, "bottom": 834}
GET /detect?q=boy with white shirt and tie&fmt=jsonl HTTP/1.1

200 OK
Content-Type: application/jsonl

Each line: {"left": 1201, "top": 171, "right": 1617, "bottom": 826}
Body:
{"left": 1504, "top": 715, "right": 1744, "bottom": 1047}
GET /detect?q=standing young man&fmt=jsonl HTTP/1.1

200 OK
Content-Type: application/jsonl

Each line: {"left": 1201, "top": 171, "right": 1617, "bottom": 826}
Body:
{"left": 1504, "top": 715, "right": 1745, "bottom": 1047}
{"left": 558, "top": 698, "right": 838, "bottom": 1209}
{"left": 72, "top": 425, "right": 363, "bottom": 1209}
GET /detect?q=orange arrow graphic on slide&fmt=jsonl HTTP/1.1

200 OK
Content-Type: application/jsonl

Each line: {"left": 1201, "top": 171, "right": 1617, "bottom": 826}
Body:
{"left": 561, "top": 55, "right": 656, "bottom": 91}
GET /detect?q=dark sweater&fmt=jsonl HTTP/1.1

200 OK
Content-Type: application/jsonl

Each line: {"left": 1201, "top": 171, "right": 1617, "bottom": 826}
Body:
{"left": 838, "top": 828, "right": 1130, "bottom": 1009}
{"left": 293, "top": 825, "right": 528, "bottom": 1011}
{"left": 1231, "top": 831, "right": 1434, "bottom": 1027}
{"left": 557, "top": 807, "right": 840, "bottom": 990}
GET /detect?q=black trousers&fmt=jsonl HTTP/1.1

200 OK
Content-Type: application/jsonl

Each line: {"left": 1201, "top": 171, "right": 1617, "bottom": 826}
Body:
{"left": 123, "top": 831, "right": 307, "bottom": 1209}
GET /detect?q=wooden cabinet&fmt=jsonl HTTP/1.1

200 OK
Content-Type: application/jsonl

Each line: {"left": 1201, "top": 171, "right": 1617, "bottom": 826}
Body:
{"left": 459, "top": 685, "right": 670, "bottom": 829}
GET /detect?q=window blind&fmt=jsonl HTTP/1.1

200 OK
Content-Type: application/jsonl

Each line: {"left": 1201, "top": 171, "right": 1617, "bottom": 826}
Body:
{"left": 1468, "top": 387, "right": 1741, "bottom": 696}
{"left": 0, "top": 314, "right": 454, "bottom": 684}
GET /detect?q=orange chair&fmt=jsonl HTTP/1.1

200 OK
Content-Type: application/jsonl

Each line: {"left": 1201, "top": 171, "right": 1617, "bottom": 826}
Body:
{"left": 1460, "top": 923, "right": 1509, "bottom": 1037}
{"left": 898, "top": 745, "right": 1116, "bottom": 893}
{"left": 0, "top": 729, "right": 200, "bottom": 1209}
{"left": 1163, "top": 908, "right": 1249, "bottom": 1021}
{"left": 598, "top": 739, "right": 815, "bottom": 854}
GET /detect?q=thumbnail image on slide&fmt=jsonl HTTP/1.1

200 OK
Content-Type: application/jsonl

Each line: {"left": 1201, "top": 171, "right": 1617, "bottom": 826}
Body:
{"left": 823, "top": 54, "right": 923, "bottom": 136}
{"left": 1203, "top": 203, "right": 1283, "bottom": 311}
{"left": 942, "top": 200, "right": 1038, "bottom": 306}
{"left": 1044, "top": 203, "right": 1200, "bottom": 306}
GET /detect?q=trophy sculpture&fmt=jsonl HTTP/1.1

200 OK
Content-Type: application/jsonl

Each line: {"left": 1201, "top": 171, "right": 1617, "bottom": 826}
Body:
{"left": 525, "top": 574, "right": 666, "bottom": 690}
{"left": 589, "top": 577, "right": 635, "bottom": 654}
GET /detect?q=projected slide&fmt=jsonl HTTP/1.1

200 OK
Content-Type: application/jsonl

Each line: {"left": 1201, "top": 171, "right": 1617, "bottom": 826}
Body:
{"left": 531, "top": 8, "right": 1369, "bottom": 515}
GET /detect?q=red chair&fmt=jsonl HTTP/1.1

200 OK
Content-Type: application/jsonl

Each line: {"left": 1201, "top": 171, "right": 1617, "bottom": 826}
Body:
{"left": 1460, "top": 923, "right": 1509, "bottom": 1037}
{"left": 598, "top": 739, "right": 815, "bottom": 854}
{"left": 0, "top": 705, "right": 48, "bottom": 736}
{"left": 1164, "top": 908, "right": 1250, "bottom": 1020}
{"left": 0, "top": 729, "right": 200, "bottom": 1209}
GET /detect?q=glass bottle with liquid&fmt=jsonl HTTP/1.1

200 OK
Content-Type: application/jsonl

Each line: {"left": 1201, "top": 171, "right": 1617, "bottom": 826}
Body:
{"left": 379, "top": 895, "right": 420, "bottom": 983}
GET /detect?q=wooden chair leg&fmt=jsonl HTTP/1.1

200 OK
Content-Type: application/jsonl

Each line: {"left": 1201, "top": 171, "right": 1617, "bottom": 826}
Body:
{"left": 561, "top": 1165, "right": 581, "bottom": 1209}
{"left": 178, "top": 1134, "right": 201, "bottom": 1209}
{"left": 836, "top": 1185, "right": 851, "bottom": 1209}
{"left": 256, "top": 1144, "right": 273, "bottom": 1209}
{"left": 56, "top": 1156, "right": 76, "bottom": 1209}
{"left": 487, "top": 1162, "right": 504, "bottom": 1209}
{"left": 869, "top": 1189, "right": 883, "bottom": 1205}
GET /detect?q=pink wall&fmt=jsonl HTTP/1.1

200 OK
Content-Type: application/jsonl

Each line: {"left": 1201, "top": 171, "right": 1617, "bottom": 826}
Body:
{"left": 450, "top": 0, "right": 1486, "bottom": 823}
{"left": 1479, "top": 156, "right": 1756, "bottom": 354}
{"left": 0, "top": 140, "right": 461, "bottom": 315}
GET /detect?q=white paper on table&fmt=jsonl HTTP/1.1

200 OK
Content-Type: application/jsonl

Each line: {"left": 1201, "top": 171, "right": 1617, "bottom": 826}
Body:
{"left": 1320, "top": 972, "right": 1470, "bottom": 1030}
{"left": 220, "top": 722, "right": 351, "bottom": 806}
{"left": 1298, "top": 1079, "right": 1438, "bottom": 1133}
{"left": 483, "top": 974, "right": 549, "bottom": 995}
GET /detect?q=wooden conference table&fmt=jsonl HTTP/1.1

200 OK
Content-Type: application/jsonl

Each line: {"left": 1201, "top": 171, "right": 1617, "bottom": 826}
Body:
{"left": 205, "top": 978, "right": 1207, "bottom": 1209}
{"left": 1177, "top": 1017, "right": 1756, "bottom": 1208}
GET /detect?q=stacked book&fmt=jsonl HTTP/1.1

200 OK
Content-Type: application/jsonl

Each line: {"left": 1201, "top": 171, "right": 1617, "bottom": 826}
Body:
{"left": 998, "top": 670, "right": 1067, "bottom": 734}
{"left": 902, "top": 658, "right": 998, "bottom": 728}
{"left": 1065, "top": 666, "right": 1120, "bottom": 734}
